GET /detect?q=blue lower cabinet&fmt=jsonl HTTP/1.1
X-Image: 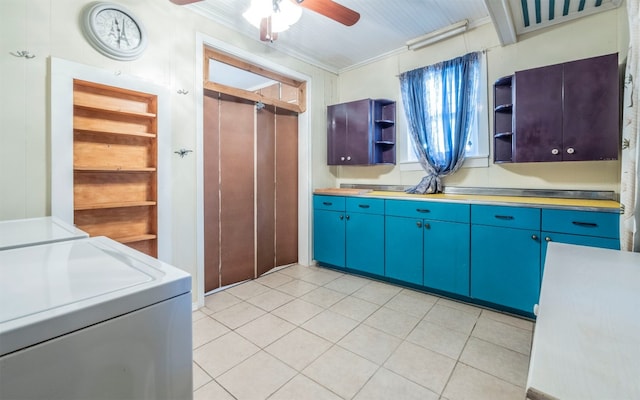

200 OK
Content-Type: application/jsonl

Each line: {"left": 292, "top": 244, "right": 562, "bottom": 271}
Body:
{"left": 313, "top": 208, "right": 345, "bottom": 268}
{"left": 346, "top": 212, "right": 384, "bottom": 275}
{"left": 471, "top": 225, "right": 541, "bottom": 314}
{"left": 541, "top": 232, "right": 619, "bottom": 275}
{"left": 424, "top": 220, "right": 470, "bottom": 296}
{"left": 385, "top": 216, "right": 424, "bottom": 285}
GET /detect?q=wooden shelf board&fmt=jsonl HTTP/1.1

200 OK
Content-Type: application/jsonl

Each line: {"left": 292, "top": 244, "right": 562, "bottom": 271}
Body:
{"left": 74, "top": 201, "right": 157, "bottom": 210}
{"left": 117, "top": 234, "right": 157, "bottom": 244}
{"left": 74, "top": 102, "right": 156, "bottom": 118}
{"left": 74, "top": 166, "right": 156, "bottom": 172}
{"left": 74, "top": 128, "right": 156, "bottom": 138}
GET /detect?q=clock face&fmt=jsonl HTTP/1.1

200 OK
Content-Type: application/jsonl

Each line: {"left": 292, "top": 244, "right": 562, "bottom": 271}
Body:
{"left": 94, "top": 8, "right": 142, "bottom": 51}
{"left": 82, "top": 2, "right": 147, "bottom": 61}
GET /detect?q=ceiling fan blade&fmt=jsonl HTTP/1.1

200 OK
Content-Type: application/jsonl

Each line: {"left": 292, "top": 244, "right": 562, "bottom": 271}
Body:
{"left": 169, "top": 0, "right": 202, "bottom": 4}
{"left": 295, "top": 0, "right": 360, "bottom": 26}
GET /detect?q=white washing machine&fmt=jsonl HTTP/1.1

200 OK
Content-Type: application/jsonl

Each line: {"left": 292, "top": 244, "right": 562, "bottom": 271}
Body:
{"left": 0, "top": 236, "right": 192, "bottom": 399}
{"left": 0, "top": 216, "right": 88, "bottom": 250}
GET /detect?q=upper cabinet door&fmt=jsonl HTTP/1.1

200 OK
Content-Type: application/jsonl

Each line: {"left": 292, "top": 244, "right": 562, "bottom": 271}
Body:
{"left": 327, "top": 103, "right": 348, "bottom": 165}
{"left": 514, "top": 64, "right": 563, "bottom": 162}
{"left": 345, "top": 99, "right": 373, "bottom": 165}
{"left": 563, "top": 53, "right": 619, "bottom": 161}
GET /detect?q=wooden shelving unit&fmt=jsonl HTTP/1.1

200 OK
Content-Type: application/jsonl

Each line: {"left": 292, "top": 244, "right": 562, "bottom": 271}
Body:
{"left": 72, "top": 79, "right": 159, "bottom": 257}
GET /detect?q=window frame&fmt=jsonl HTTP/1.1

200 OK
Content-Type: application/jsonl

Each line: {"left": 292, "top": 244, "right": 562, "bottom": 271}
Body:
{"left": 399, "top": 51, "right": 489, "bottom": 170}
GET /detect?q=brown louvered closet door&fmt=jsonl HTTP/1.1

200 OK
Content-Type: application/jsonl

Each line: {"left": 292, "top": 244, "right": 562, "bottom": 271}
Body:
{"left": 204, "top": 92, "right": 298, "bottom": 292}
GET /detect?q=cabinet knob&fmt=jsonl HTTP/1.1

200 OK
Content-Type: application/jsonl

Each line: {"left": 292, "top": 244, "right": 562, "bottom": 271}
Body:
{"left": 545, "top": 236, "right": 552, "bottom": 242}
{"left": 346, "top": 156, "right": 351, "bottom": 161}
{"left": 424, "top": 223, "right": 431, "bottom": 229}
{"left": 531, "top": 234, "right": 538, "bottom": 241}
{"left": 551, "top": 148, "right": 559, "bottom": 155}
{"left": 566, "top": 147, "right": 575, "bottom": 154}
{"left": 345, "top": 215, "right": 350, "bottom": 220}
{"left": 416, "top": 221, "right": 422, "bottom": 228}
{"left": 339, "top": 215, "right": 344, "bottom": 220}
{"left": 340, "top": 156, "right": 345, "bottom": 161}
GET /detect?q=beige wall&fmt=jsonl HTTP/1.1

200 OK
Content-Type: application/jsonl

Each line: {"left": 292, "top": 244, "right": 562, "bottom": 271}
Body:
{"left": 333, "top": 7, "right": 629, "bottom": 193}
{"left": 0, "top": 0, "right": 337, "bottom": 300}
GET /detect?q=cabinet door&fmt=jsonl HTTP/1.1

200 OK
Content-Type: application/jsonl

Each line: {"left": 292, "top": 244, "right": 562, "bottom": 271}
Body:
{"left": 346, "top": 212, "right": 384, "bottom": 275}
{"left": 313, "top": 209, "right": 345, "bottom": 268}
{"left": 563, "top": 53, "right": 619, "bottom": 161}
{"left": 514, "top": 64, "right": 563, "bottom": 162}
{"left": 471, "top": 225, "right": 541, "bottom": 314}
{"left": 541, "top": 232, "right": 620, "bottom": 276}
{"left": 385, "top": 216, "right": 423, "bottom": 285}
{"left": 424, "top": 220, "right": 470, "bottom": 296}
{"left": 345, "top": 99, "right": 373, "bottom": 165}
{"left": 327, "top": 103, "right": 348, "bottom": 165}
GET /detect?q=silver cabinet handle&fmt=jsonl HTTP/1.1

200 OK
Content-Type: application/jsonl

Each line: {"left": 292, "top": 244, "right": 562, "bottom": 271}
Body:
{"left": 346, "top": 156, "right": 351, "bottom": 161}
{"left": 345, "top": 215, "right": 350, "bottom": 220}
{"left": 416, "top": 221, "right": 422, "bottom": 228}
{"left": 551, "top": 148, "right": 559, "bottom": 155}
{"left": 531, "top": 234, "right": 538, "bottom": 240}
{"left": 339, "top": 215, "right": 344, "bottom": 220}
{"left": 424, "top": 223, "right": 431, "bottom": 229}
{"left": 545, "top": 236, "right": 552, "bottom": 242}
{"left": 566, "top": 147, "right": 575, "bottom": 154}
{"left": 340, "top": 156, "right": 345, "bottom": 161}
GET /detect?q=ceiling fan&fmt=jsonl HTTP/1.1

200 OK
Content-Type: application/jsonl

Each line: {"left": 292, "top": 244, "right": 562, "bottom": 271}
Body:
{"left": 170, "top": 0, "right": 360, "bottom": 41}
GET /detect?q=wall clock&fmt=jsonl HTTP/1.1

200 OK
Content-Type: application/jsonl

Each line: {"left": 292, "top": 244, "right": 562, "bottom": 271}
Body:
{"left": 81, "top": 2, "right": 147, "bottom": 61}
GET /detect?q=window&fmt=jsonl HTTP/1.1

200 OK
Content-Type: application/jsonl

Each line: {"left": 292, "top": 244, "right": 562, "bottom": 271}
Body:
{"left": 401, "top": 52, "right": 488, "bottom": 169}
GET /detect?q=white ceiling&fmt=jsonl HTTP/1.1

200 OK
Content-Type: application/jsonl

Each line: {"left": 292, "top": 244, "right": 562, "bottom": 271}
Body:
{"left": 182, "top": 0, "right": 623, "bottom": 73}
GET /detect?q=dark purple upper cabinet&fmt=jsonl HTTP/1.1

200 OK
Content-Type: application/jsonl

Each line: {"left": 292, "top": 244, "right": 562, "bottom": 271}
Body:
{"left": 327, "top": 99, "right": 396, "bottom": 165}
{"left": 563, "top": 54, "right": 619, "bottom": 161}
{"left": 508, "top": 53, "right": 619, "bottom": 163}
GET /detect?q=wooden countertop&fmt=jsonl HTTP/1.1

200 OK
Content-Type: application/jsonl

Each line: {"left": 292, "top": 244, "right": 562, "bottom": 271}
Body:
{"left": 313, "top": 188, "right": 621, "bottom": 212}
{"left": 526, "top": 243, "right": 640, "bottom": 399}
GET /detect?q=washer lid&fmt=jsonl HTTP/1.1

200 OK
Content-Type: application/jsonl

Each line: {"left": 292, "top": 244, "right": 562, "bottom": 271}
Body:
{"left": 0, "top": 236, "right": 191, "bottom": 356}
{"left": 0, "top": 217, "right": 88, "bottom": 251}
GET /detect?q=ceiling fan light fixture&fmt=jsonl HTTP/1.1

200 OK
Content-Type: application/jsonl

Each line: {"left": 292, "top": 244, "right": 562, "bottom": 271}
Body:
{"left": 243, "top": 0, "right": 302, "bottom": 33}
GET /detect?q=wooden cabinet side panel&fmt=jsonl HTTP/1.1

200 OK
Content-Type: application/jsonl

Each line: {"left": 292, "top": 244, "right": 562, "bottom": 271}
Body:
{"left": 563, "top": 54, "right": 619, "bottom": 161}
{"left": 514, "top": 65, "right": 563, "bottom": 162}
{"left": 275, "top": 111, "right": 299, "bottom": 267}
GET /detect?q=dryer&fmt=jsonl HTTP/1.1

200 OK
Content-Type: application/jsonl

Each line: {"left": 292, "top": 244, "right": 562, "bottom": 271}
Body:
{"left": 0, "top": 236, "right": 192, "bottom": 399}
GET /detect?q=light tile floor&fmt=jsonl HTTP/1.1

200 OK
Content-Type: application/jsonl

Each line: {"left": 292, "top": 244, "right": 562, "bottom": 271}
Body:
{"left": 192, "top": 264, "right": 534, "bottom": 400}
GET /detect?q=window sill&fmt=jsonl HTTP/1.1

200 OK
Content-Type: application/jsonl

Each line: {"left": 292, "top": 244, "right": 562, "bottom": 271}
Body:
{"left": 399, "top": 155, "right": 489, "bottom": 171}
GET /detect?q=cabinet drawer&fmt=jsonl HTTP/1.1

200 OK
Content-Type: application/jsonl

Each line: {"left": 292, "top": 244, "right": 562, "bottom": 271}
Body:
{"left": 313, "top": 195, "right": 345, "bottom": 211}
{"left": 385, "top": 199, "right": 470, "bottom": 223}
{"left": 471, "top": 205, "right": 540, "bottom": 230}
{"left": 346, "top": 197, "right": 384, "bottom": 214}
{"left": 542, "top": 209, "right": 619, "bottom": 239}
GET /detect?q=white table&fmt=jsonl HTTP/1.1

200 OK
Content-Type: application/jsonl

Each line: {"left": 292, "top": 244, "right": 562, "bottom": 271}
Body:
{"left": 526, "top": 242, "right": 640, "bottom": 400}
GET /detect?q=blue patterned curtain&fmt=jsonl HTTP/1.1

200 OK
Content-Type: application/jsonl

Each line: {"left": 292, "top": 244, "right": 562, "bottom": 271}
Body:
{"left": 400, "top": 52, "right": 480, "bottom": 194}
